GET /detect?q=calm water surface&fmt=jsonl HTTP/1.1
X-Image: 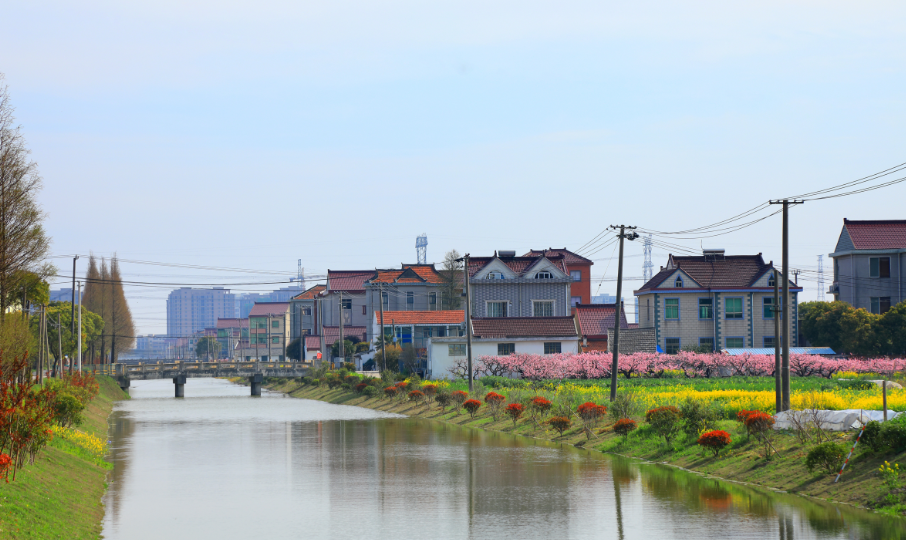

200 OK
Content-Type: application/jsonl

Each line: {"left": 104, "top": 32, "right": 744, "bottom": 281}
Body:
{"left": 102, "top": 378, "right": 903, "bottom": 539}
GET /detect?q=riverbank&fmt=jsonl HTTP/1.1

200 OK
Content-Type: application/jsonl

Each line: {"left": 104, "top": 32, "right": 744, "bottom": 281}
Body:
{"left": 0, "top": 375, "right": 130, "bottom": 539}
{"left": 263, "top": 378, "right": 905, "bottom": 516}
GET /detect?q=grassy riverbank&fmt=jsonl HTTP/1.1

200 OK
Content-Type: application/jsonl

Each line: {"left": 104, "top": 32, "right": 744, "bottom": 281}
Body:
{"left": 263, "top": 377, "right": 906, "bottom": 517}
{"left": 0, "top": 376, "right": 129, "bottom": 539}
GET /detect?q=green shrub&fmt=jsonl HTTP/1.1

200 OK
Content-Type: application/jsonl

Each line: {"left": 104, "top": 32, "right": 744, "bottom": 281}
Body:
{"left": 300, "top": 376, "right": 312, "bottom": 385}
{"left": 857, "top": 417, "right": 906, "bottom": 454}
{"left": 312, "top": 379, "right": 321, "bottom": 387}
{"left": 680, "top": 398, "right": 719, "bottom": 438}
{"left": 363, "top": 386, "right": 379, "bottom": 398}
{"left": 836, "top": 380, "right": 875, "bottom": 391}
{"left": 341, "top": 382, "right": 352, "bottom": 390}
{"left": 859, "top": 421, "right": 885, "bottom": 452}
{"left": 806, "top": 442, "right": 847, "bottom": 473}
{"left": 609, "top": 391, "right": 641, "bottom": 423}
{"left": 53, "top": 394, "right": 85, "bottom": 428}
{"left": 646, "top": 406, "right": 682, "bottom": 444}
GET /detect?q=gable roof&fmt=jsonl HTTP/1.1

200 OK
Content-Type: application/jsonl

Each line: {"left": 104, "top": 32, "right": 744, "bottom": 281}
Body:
{"left": 216, "top": 318, "right": 248, "bottom": 329}
{"left": 293, "top": 284, "right": 326, "bottom": 300}
{"left": 470, "top": 317, "right": 578, "bottom": 338}
{"left": 636, "top": 253, "right": 800, "bottom": 291}
{"left": 248, "top": 302, "right": 290, "bottom": 316}
{"left": 523, "top": 248, "right": 593, "bottom": 265}
{"left": 327, "top": 270, "right": 373, "bottom": 293}
{"left": 366, "top": 264, "right": 445, "bottom": 285}
{"left": 840, "top": 219, "right": 906, "bottom": 250}
{"left": 304, "top": 336, "right": 322, "bottom": 350}
{"left": 467, "top": 254, "right": 568, "bottom": 278}
{"left": 376, "top": 310, "right": 464, "bottom": 326}
{"left": 574, "top": 304, "right": 629, "bottom": 338}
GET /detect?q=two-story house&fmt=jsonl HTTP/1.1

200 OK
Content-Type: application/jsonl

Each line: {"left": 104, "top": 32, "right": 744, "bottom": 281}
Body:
{"left": 829, "top": 219, "right": 906, "bottom": 314}
{"left": 635, "top": 250, "right": 802, "bottom": 353}
{"left": 288, "top": 284, "right": 326, "bottom": 341}
{"left": 245, "top": 302, "right": 290, "bottom": 361}
{"left": 467, "top": 252, "right": 572, "bottom": 317}
{"left": 363, "top": 264, "right": 451, "bottom": 343}
{"left": 523, "top": 248, "right": 594, "bottom": 306}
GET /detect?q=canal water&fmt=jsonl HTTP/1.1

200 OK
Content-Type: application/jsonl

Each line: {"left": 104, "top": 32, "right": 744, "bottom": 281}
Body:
{"left": 102, "top": 378, "right": 903, "bottom": 539}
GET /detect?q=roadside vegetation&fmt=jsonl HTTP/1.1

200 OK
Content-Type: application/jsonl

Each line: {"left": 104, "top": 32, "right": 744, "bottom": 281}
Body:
{"left": 266, "top": 363, "right": 906, "bottom": 517}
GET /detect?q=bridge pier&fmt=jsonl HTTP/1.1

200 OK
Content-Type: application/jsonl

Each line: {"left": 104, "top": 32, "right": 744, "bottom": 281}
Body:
{"left": 250, "top": 373, "right": 263, "bottom": 396}
{"left": 116, "top": 376, "right": 130, "bottom": 395}
{"left": 173, "top": 374, "right": 186, "bottom": 398}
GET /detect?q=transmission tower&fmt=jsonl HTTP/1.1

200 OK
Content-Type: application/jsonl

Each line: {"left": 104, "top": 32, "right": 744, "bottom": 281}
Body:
{"left": 642, "top": 234, "right": 653, "bottom": 282}
{"left": 817, "top": 255, "right": 824, "bottom": 301}
{"left": 290, "top": 259, "right": 305, "bottom": 290}
{"left": 416, "top": 234, "right": 428, "bottom": 264}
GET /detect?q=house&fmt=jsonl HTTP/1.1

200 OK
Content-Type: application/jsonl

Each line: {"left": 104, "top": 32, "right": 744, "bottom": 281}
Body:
{"left": 574, "top": 303, "right": 629, "bottom": 352}
{"left": 426, "top": 316, "right": 580, "bottom": 379}
{"left": 288, "top": 284, "right": 326, "bottom": 341}
{"left": 216, "top": 318, "right": 248, "bottom": 360}
{"left": 634, "top": 250, "right": 802, "bottom": 353}
{"left": 364, "top": 264, "right": 455, "bottom": 343}
{"left": 829, "top": 219, "right": 906, "bottom": 314}
{"left": 467, "top": 252, "right": 572, "bottom": 318}
{"left": 373, "top": 310, "right": 465, "bottom": 349}
{"left": 319, "top": 270, "right": 371, "bottom": 331}
{"left": 245, "top": 302, "right": 290, "bottom": 361}
{"left": 322, "top": 325, "right": 368, "bottom": 367}
{"left": 524, "top": 248, "right": 594, "bottom": 305}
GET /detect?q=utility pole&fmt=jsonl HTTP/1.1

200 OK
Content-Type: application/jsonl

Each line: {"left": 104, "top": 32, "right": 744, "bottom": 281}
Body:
{"left": 463, "top": 254, "right": 473, "bottom": 393}
{"left": 318, "top": 296, "right": 324, "bottom": 368}
{"left": 773, "top": 269, "right": 781, "bottom": 414}
{"left": 56, "top": 315, "right": 63, "bottom": 378}
{"left": 379, "top": 283, "right": 386, "bottom": 372}
{"left": 770, "top": 198, "right": 803, "bottom": 412}
{"left": 77, "top": 281, "right": 82, "bottom": 372}
{"left": 608, "top": 225, "right": 639, "bottom": 402}
{"left": 38, "top": 305, "right": 45, "bottom": 384}
{"left": 339, "top": 292, "right": 345, "bottom": 367}
{"left": 267, "top": 314, "right": 272, "bottom": 361}
{"left": 71, "top": 255, "right": 78, "bottom": 355}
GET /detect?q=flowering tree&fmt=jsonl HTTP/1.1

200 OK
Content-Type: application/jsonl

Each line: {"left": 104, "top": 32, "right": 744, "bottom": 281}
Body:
{"left": 484, "top": 392, "right": 506, "bottom": 421}
{"left": 463, "top": 399, "right": 482, "bottom": 419}
{"left": 697, "top": 430, "right": 732, "bottom": 456}
{"left": 504, "top": 403, "right": 524, "bottom": 427}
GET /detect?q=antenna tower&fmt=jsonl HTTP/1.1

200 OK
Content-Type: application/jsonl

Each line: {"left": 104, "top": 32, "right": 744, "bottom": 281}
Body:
{"left": 416, "top": 234, "right": 428, "bottom": 264}
{"left": 642, "top": 234, "right": 653, "bottom": 282}
{"left": 817, "top": 255, "right": 824, "bottom": 301}
{"left": 291, "top": 259, "right": 305, "bottom": 290}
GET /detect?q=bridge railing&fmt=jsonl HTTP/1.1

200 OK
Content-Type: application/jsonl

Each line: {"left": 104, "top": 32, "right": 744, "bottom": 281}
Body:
{"left": 82, "top": 361, "right": 311, "bottom": 377}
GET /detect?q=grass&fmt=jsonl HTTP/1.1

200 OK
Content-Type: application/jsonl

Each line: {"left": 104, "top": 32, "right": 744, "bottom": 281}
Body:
{"left": 0, "top": 376, "right": 129, "bottom": 539}
{"left": 268, "top": 377, "right": 906, "bottom": 517}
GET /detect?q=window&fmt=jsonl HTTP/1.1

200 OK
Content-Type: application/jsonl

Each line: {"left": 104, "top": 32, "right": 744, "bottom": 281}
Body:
{"left": 698, "top": 298, "right": 713, "bottom": 319}
{"left": 768, "top": 274, "right": 776, "bottom": 288}
{"left": 544, "top": 342, "right": 561, "bottom": 354}
{"left": 498, "top": 343, "right": 515, "bottom": 355}
{"left": 725, "top": 298, "right": 743, "bottom": 319}
{"left": 665, "top": 338, "right": 680, "bottom": 354}
{"left": 381, "top": 291, "right": 389, "bottom": 310}
{"left": 406, "top": 292, "right": 414, "bottom": 309}
{"left": 533, "top": 300, "right": 554, "bottom": 317}
{"left": 362, "top": 305, "right": 367, "bottom": 315}
{"left": 764, "top": 336, "right": 779, "bottom": 348}
{"left": 870, "top": 257, "right": 891, "bottom": 278}
{"left": 272, "top": 320, "right": 280, "bottom": 328}
{"left": 487, "top": 301, "right": 508, "bottom": 317}
{"left": 571, "top": 296, "right": 581, "bottom": 307}
{"left": 429, "top": 292, "right": 437, "bottom": 308}
{"left": 486, "top": 272, "right": 504, "bottom": 279}
{"left": 870, "top": 297, "right": 892, "bottom": 314}
{"left": 342, "top": 298, "right": 352, "bottom": 310}
{"left": 726, "top": 337, "right": 744, "bottom": 349}
{"left": 674, "top": 276, "right": 683, "bottom": 288}
{"left": 763, "top": 297, "right": 783, "bottom": 319}
{"left": 699, "top": 337, "right": 714, "bottom": 352}
{"left": 271, "top": 336, "right": 280, "bottom": 344}
{"left": 535, "top": 271, "right": 553, "bottom": 279}
{"left": 300, "top": 307, "right": 312, "bottom": 316}
{"left": 665, "top": 298, "right": 679, "bottom": 319}
{"left": 570, "top": 270, "right": 582, "bottom": 282}
{"left": 301, "top": 329, "right": 311, "bottom": 336}
{"left": 448, "top": 344, "right": 466, "bottom": 356}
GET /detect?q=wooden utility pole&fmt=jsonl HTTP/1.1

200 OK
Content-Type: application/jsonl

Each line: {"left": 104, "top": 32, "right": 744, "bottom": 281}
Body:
{"left": 463, "top": 254, "right": 473, "bottom": 392}
{"left": 338, "top": 292, "right": 345, "bottom": 367}
{"left": 770, "top": 198, "right": 803, "bottom": 411}
{"left": 267, "top": 314, "right": 272, "bottom": 361}
{"left": 56, "top": 315, "right": 63, "bottom": 378}
{"left": 773, "top": 269, "right": 781, "bottom": 413}
{"left": 379, "top": 283, "right": 386, "bottom": 372}
{"left": 609, "top": 225, "right": 638, "bottom": 402}
{"left": 71, "top": 255, "right": 78, "bottom": 355}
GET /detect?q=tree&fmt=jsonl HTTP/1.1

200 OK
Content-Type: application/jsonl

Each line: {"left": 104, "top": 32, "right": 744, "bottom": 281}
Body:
{"left": 195, "top": 337, "right": 221, "bottom": 360}
{"left": 286, "top": 337, "right": 302, "bottom": 361}
{"left": 440, "top": 249, "right": 463, "bottom": 310}
{"left": 28, "top": 302, "right": 104, "bottom": 367}
{"left": 373, "top": 343, "right": 401, "bottom": 371}
{"left": 878, "top": 301, "right": 906, "bottom": 356}
{"left": 331, "top": 335, "right": 367, "bottom": 361}
{"left": 0, "top": 73, "right": 54, "bottom": 324}
{"left": 82, "top": 255, "right": 134, "bottom": 363}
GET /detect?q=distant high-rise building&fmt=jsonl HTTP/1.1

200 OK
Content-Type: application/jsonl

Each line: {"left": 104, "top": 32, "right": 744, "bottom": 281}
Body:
{"left": 167, "top": 287, "right": 236, "bottom": 337}
{"left": 592, "top": 294, "right": 624, "bottom": 305}
{"left": 49, "top": 288, "right": 73, "bottom": 303}
{"left": 237, "top": 286, "right": 304, "bottom": 318}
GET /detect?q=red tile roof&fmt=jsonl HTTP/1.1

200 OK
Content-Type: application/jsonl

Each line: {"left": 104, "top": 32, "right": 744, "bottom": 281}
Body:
{"left": 322, "top": 326, "right": 368, "bottom": 346}
{"left": 216, "top": 318, "right": 249, "bottom": 329}
{"left": 305, "top": 336, "right": 322, "bottom": 350}
{"left": 843, "top": 219, "right": 906, "bottom": 250}
{"left": 293, "top": 284, "right": 326, "bottom": 300}
{"left": 467, "top": 255, "right": 568, "bottom": 277}
{"left": 376, "top": 310, "right": 464, "bottom": 325}
{"left": 574, "top": 304, "right": 629, "bottom": 338}
{"left": 470, "top": 317, "right": 578, "bottom": 338}
{"left": 248, "top": 302, "right": 290, "bottom": 316}
{"left": 637, "top": 253, "right": 801, "bottom": 291}
{"left": 327, "top": 270, "right": 374, "bottom": 293}
{"left": 366, "top": 265, "right": 445, "bottom": 284}
{"left": 523, "top": 248, "right": 592, "bottom": 265}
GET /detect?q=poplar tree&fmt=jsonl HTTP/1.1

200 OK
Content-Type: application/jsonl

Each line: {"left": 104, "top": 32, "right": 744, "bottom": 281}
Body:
{"left": 82, "top": 255, "right": 133, "bottom": 363}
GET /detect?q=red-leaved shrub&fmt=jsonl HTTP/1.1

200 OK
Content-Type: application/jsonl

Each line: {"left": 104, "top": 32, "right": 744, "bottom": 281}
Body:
{"left": 355, "top": 382, "right": 368, "bottom": 393}
{"left": 549, "top": 416, "right": 572, "bottom": 437}
{"left": 408, "top": 390, "right": 425, "bottom": 404}
{"left": 383, "top": 387, "right": 398, "bottom": 399}
{"left": 484, "top": 392, "right": 506, "bottom": 420}
{"left": 451, "top": 390, "right": 469, "bottom": 411}
{"left": 505, "top": 403, "right": 524, "bottom": 426}
{"left": 529, "top": 396, "right": 552, "bottom": 424}
{"left": 613, "top": 418, "right": 637, "bottom": 437}
{"left": 697, "top": 430, "right": 732, "bottom": 456}
{"left": 463, "top": 399, "right": 482, "bottom": 418}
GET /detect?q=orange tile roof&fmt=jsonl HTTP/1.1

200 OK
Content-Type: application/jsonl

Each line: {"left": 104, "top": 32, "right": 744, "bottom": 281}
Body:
{"left": 377, "top": 310, "right": 464, "bottom": 325}
{"left": 293, "top": 284, "right": 326, "bottom": 300}
{"left": 366, "top": 265, "right": 445, "bottom": 284}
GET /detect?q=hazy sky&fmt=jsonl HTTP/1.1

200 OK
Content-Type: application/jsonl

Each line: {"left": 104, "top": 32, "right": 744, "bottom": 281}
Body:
{"left": 4, "top": 0, "right": 906, "bottom": 334}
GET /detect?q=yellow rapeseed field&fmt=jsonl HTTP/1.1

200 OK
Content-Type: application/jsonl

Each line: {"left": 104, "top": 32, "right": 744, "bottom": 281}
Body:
{"left": 52, "top": 425, "right": 109, "bottom": 460}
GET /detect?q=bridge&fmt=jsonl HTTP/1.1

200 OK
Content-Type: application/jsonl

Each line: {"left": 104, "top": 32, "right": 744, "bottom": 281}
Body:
{"left": 84, "top": 361, "right": 310, "bottom": 397}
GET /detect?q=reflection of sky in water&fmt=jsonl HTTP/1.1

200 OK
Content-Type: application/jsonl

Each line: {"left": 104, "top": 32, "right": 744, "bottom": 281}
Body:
{"left": 102, "top": 378, "right": 903, "bottom": 540}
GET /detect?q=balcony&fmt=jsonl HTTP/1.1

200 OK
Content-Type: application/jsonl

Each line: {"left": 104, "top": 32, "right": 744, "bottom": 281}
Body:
{"left": 827, "top": 282, "right": 839, "bottom": 295}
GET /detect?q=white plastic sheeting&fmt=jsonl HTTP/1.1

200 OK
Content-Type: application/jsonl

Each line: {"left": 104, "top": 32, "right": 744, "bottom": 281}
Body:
{"left": 773, "top": 409, "right": 904, "bottom": 431}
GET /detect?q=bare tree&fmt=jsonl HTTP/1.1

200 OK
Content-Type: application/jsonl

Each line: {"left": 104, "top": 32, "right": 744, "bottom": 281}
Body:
{"left": 0, "top": 73, "right": 54, "bottom": 324}
{"left": 440, "top": 249, "right": 463, "bottom": 310}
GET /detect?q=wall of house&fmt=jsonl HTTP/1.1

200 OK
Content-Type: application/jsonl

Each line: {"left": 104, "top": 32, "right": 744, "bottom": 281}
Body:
{"left": 363, "top": 283, "right": 446, "bottom": 343}
{"left": 469, "top": 279, "right": 571, "bottom": 317}
{"left": 426, "top": 337, "right": 580, "bottom": 380}
{"left": 320, "top": 292, "right": 369, "bottom": 330}
{"left": 247, "top": 311, "right": 290, "bottom": 360}
{"left": 568, "top": 263, "right": 592, "bottom": 305}
{"left": 289, "top": 298, "right": 320, "bottom": 339}
{"left": 832, "top": 252, "right": 906, "bottom": 312}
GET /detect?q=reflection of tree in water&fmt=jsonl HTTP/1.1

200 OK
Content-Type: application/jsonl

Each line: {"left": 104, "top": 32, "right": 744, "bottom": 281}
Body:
{"left": 104, "top": 410, "right": 136, "bottom": 530}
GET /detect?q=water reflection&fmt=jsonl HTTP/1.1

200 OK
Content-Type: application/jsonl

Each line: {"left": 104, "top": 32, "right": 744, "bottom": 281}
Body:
{"left": 102, "top": 379, "right": 903, "bottom": 540}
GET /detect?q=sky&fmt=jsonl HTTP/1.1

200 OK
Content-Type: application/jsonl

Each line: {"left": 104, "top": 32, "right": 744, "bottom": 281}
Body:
{"left": 3, "top": 0, "right": 906, "bottom": 334}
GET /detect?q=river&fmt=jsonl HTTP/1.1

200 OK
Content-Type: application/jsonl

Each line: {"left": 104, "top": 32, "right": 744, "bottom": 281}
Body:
{"left": 101, "top": 378, "right": 903, "bottom": 539}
